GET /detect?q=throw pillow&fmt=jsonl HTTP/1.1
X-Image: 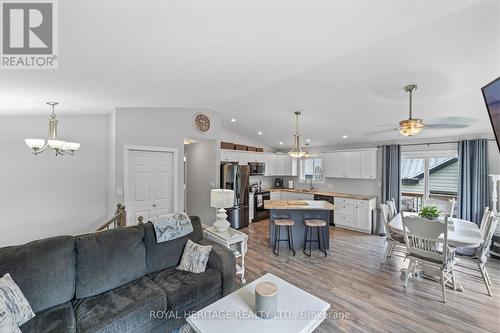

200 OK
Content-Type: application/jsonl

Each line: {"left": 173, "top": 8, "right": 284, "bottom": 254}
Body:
{"left": 0, "top": 303, "right": 22, "bottom": 333}
{"left": 177, "top": 239, "right": 212, "bottom": 273}
{"left": 0, "top": 274, "right": 35, "bottom": 327}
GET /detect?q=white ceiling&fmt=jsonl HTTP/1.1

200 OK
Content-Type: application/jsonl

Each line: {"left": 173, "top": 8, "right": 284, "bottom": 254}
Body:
{"left": 1, "top": 0, "right": 498, "bottom": 148}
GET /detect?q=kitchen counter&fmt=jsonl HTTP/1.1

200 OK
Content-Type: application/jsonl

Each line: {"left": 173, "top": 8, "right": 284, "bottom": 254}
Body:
{"left": 264, "top": 200, "right": 336, "bottom": 211}
{"left": 264, "top": 188, "right": 376, "bottom": 201}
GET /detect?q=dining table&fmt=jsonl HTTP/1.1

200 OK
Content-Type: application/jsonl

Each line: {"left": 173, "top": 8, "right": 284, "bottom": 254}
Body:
{"left": 389, "top": 212, "right": 484, "bottom": 291}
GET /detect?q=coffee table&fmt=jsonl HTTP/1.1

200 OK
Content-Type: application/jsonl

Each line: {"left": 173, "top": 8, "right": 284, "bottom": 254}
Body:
{"left": 186, "top": 273, "right": 330, "bottom": 333}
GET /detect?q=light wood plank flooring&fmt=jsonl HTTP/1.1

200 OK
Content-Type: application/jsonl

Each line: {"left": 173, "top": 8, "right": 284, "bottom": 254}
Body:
{"left": 239, "top": 220, "right": 500, "bottom": 333}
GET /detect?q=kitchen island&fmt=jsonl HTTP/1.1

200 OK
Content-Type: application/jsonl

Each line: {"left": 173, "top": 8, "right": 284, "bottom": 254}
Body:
{"left": 264, "top": 200, "right": 336, "bottom": 250}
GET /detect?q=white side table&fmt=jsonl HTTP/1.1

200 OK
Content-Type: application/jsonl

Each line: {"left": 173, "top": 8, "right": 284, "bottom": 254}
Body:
{"left": 204, "top": 227, "right": 248, "bottom": 284}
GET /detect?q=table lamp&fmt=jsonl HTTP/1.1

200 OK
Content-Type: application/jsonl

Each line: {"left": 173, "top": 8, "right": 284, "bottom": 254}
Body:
{"left": 210, "top": 189, "right": 235, "bottom": 232}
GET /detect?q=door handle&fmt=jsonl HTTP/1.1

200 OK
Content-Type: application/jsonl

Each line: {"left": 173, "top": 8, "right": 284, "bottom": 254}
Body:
{"left": 152, "top": 204, "right": 156, "bottom": 207}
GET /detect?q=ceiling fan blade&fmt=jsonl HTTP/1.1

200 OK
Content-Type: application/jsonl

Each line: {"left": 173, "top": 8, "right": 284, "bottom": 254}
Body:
{"left": 425, "top": 124, "right": 470, "bottom": 129}
{"left": 363, "top": 128, "right": 398, "bottom": 136}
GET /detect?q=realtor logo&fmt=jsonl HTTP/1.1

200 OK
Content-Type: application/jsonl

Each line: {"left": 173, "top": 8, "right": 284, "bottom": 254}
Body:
{"left": 1, "top": 0, "right": 58, "bottom": 69}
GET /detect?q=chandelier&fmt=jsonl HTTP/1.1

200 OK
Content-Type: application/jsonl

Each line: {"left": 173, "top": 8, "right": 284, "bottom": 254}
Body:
{"left": 399, "top": 84, "right": 424, "bottom": 136}
{"left": 288, "top": 111, "right": 306, "bottom": 158}
{"left": 25, "top": 102, "right": 81, "bottom": 156}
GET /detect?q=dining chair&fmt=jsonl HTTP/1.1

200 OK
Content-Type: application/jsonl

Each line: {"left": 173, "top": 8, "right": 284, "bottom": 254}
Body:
{"left": 460, "top": 215, "right": 498, "bottom": 296}
{"left": 479, "top": 207, "right": 491, "bottom": 236}
{"left": 422, "top": 198, "right": 455, "bottom": 218}
{"left": 403, "top": 216, "right": 457, "bottom": 303}
{"left": 387, "top": 198, "right": 397, "bottom": 220}
{"left": 380, "top": 203, "right": 407, "bottom": 263}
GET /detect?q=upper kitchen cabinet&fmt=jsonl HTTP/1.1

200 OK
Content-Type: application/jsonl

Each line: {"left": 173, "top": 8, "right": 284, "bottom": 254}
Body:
{"left": 360, "top": 150, "right": 377, "bottom": 179}
{"left": 220, "top": 150, "right": 240, "bottom": 163}
{"left": 271, "top": 154, "right": 297, "bottom": 176}
{"left": 327, "top": 149, "right": 377, "bottom": 180}
{"left": 284, "top": 156, "right": 297, "bottom": 176}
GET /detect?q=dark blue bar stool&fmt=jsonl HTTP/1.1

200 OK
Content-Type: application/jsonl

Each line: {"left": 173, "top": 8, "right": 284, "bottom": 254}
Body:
{"left": 303, "top": 219, "right": 327, "bottom": 257}
{"left": 272, "top": 219, "right": 296, "bottom": 256}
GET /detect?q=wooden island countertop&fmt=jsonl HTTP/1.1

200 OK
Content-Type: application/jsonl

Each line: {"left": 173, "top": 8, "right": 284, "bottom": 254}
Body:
{"left": 264, "top": 200, "right": 336, "bottom": 211}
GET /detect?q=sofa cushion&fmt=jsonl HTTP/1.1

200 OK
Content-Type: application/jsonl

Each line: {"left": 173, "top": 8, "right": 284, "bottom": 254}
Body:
{"left": 0, "top": 236, "right": 75, "bottom": 313}
{"left": 73, "top": 276, "right": 166, "bottom": 333}
{"left": 151, "top": 267, "right": 222, "bottom": 310}
{"left": 143, "top": 216, "right": 204, "bottom": 274}
{"left": 20, "top": 302, "right": 76, "bottom": 333}
{"left": 75, "top": 225, "right": 146, "bottom": 299}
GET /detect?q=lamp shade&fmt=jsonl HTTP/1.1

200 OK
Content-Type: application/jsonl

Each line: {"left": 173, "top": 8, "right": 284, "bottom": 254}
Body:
{"left": 210, "top": 189, "right": 234, "bottom": 208}
{"left": 25, "top": 139, "right": 45, "bottom": 149}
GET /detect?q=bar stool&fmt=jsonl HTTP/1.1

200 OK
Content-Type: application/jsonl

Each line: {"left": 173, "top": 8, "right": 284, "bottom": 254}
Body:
{"left": 303, "top": 219, "right": 327, "bottom": 257}
{"left": 272, "top": 219, "right": 296, "bottom": 256}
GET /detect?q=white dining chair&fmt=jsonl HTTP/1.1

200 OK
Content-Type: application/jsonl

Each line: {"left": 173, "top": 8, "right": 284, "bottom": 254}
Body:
{"left": 386, "top": 198, "right": 397, "bottom": 220}
{"left": 380, "top": 203, "right": 407, "bottom": 263}
{"left": 403, "top": 216, "right": 457, "bottom": 303}
{"left": 460, "top": 215, "right": 498, "bottom": 296}
{"left": 479, "top": 207, "right": 491, "bottom": 236}
{"left": 422, "top": 198, "right": 456, "bottom": 218}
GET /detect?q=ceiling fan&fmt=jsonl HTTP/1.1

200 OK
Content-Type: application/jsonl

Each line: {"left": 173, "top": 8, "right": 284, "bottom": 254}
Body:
{"left": 364, "top": 84, "right": 476, "bottom": 137}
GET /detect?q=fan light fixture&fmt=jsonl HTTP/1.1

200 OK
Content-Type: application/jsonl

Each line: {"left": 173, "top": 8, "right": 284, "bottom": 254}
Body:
{"left": 288, "top": 111, "right": 306, "bottom": 158}
{"left": 399, "top": 84, "right": 424, "bottom": 136}
{"left": 25, "top": 102, "right": 81, "bottom": 156}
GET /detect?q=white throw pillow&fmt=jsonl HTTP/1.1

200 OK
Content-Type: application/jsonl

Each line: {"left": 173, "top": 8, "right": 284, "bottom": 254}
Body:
{"left": 177, "top": 239, "right": 212, "bottom": 273}
{"left": 0, "top": 303, "right": 22, "bottom": 333}
{"left": 0, "top": 274, "right": 35, "bottom": 327}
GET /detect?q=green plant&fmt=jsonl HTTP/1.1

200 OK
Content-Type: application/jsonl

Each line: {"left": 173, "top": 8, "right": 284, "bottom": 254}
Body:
{"left": 419, "top": 206, "right": 440, "bottom": 220}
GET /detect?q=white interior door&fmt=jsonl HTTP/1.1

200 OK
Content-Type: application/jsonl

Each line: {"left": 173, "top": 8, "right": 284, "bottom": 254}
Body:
{"left": 126, "top": 149, "right": 174, "bottom": 225}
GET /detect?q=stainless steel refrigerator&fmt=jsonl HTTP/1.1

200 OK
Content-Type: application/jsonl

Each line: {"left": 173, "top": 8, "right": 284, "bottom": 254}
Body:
{"left": 220, "top": 162, "right": 250, "bottom": 229}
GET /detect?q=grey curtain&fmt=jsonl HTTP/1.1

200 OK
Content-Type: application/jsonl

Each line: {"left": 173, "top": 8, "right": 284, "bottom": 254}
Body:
{"left": 457, "top": 139, "right": 489, "bottom": 225}
{"left": 382, "top": 145, "right": 401, "bottom": 211}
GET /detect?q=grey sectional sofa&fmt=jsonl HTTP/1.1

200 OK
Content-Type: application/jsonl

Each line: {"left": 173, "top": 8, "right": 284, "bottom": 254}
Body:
{"left": 0, "top": 216, "right": 236, "bottom": 333}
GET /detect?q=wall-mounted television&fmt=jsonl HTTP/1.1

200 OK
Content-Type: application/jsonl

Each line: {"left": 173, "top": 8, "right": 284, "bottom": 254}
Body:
{"left": 482, "top": 77, "right": 500, "bottom": 152}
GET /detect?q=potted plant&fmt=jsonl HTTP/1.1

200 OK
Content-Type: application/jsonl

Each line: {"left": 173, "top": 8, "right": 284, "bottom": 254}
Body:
{"left": 419, "top": 206, "right": 440, "bottom": 220}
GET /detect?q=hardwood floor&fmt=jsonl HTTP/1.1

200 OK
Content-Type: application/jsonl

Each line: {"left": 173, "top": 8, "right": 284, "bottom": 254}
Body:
{"left": 239, "top": 220, "right": 500, "bottom": 333}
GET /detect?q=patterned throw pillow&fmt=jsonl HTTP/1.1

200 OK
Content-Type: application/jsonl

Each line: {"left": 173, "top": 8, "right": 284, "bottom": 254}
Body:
{"left": 0, "top": 274, "right": 35, "bottom": 327}
{"left": 0, "top": 303, "right": 22, "bottom": 333}
{"left": 177, "top": 239, "right": 212, "bottom": 273}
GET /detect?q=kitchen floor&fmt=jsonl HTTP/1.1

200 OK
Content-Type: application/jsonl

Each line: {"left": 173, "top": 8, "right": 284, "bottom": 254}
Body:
{"left": 239, "top": 220, "right": 500, "bottom": 333}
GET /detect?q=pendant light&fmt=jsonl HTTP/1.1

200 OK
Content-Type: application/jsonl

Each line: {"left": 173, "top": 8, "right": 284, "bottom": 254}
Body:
{"left": 25, "top": 102, "right": 81, "bottom": 156}
{"left": 288, "top": 111, "right": 306, "bottom": 158}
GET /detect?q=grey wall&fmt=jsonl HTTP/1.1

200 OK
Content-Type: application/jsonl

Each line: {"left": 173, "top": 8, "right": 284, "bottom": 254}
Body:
{"left": 0, "top": 115, "right": 110, "bottom": 246}
{"left": 113, "top": 108, "right": 221, "bottom": 212}
{"left": 185, "top": 140, "right": 218, "bottom": 225}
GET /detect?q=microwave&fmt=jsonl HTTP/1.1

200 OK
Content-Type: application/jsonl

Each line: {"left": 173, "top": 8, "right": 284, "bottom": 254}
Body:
{"left": 248, "top": 162, "right": 265, "bottom": 175}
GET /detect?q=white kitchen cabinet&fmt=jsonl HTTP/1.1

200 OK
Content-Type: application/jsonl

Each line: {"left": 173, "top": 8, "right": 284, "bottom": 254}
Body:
{"left": 284, "top": 156, "right": 298, "bottom": 176}
{"left": 220, "top": 150, "right": 240, "bottom": 163}
{"left": 288, "top": 192, "right": 314, "bottom": 201}
{"left": 270, "top": 155, "right": 286, "bottom": 176}
{"left": 239, "top": 153, "right": 250, "bottom": 166}
{"left": 345, "top": 151, "right": 361, "bottom": 178}
{"left": 360, "top": 150, "right": 377, "bottom": 179}
{"left": 333, "top": 197, "right": 375, "bottom": 234}
{"left": 328, "top": 149, "right": 377, "bottom": 179}
{"left": 262, "top": 154, "right": 273, "bottom": 176}
{"left": 332, "top": 152, "right": 346, "bottom": 178}
{"left": 320, "top": 153, "right": 333, "bottom": 178}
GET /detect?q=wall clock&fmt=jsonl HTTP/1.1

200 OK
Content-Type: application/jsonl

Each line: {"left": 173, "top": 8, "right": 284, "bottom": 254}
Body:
{"left": 193, "top": 113, "right": 211, "bottom": 133}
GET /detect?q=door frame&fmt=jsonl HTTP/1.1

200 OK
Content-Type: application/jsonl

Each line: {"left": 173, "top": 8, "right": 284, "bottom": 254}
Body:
{"left": 124, "top": 145, "right": 179, "bottom": 225}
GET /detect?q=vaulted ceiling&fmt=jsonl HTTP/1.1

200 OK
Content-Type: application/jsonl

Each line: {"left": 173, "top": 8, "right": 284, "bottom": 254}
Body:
{"left": 1, "top": 0, "right": 497, "bottom": 147}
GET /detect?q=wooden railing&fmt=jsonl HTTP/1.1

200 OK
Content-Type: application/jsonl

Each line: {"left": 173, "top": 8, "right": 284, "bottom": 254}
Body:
{"left": 96, "top": 204, "right": 127, "bottom": 231}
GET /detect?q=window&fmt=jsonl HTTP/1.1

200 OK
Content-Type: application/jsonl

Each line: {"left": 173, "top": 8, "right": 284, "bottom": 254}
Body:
{"left": 401, "top": 152, "right": 459, "bottom": 213}
{"left": 300, "top": 157, "right": 323, "bottom": 181}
